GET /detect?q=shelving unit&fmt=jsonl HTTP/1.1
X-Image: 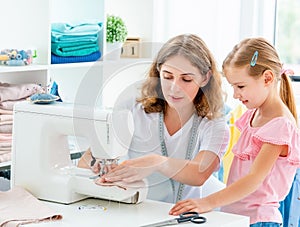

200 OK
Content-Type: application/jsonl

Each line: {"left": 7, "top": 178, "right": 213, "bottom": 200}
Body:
{"left": 1, "top": 0, "right": 106, "bottom": 85}
{"left": 0, "top": 0, "right": 107, "bottom": 172}
{"left": 0, "top": 1, "right": 154, "bottom": 176}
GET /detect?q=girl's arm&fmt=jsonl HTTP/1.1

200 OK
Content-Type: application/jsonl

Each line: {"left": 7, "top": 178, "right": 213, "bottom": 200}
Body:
{"left": 169, "top": 142, "right": 285, "bottom": 215}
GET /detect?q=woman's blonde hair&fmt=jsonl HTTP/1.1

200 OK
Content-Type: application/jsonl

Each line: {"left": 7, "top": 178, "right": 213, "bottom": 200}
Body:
{"left": 137, "top": 34, "right": 225, "bottom": 119}
{"left": 222, "top": 37, "right": 298, "bottom": 123}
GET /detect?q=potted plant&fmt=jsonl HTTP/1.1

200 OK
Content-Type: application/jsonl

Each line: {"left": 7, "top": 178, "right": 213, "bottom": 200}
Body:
{"left": 106, "top": 14, "right": 128, "bottom": 59}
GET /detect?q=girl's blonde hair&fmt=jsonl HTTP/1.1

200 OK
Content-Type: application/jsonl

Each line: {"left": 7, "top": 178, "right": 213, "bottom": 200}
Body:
{"left": 222, "top": 37, "right": 298, "bottom": 123}
{"left": 137, "top": 34, "right": 225, "bottom": 119}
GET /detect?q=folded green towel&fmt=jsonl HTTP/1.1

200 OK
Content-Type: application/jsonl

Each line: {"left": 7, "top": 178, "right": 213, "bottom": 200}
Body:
{"left": 51, "top": 41, "right": 99, "bottom": 55}
{"left": 51, "top": 40, "right": 97, "bottom": 49}
{"left": 51, "top": 44, "right": 99, "bottom": 57}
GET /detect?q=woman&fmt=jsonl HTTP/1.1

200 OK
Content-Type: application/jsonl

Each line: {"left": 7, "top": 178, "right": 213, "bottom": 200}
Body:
{"left": 78, "top": 34, "right": 229, "bottom": 203}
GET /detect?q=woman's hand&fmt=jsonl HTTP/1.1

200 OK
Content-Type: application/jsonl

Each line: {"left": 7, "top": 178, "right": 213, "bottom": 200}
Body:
{"left": 77, "top": 149, "right": 97, "bottom": 171}
{"left": 77, "top": 149, "right": 117, "bottom": 174}
{"left": 97, "top": 154, "right": 166, "bottom": 183}
{"left": 169, "top": 198, "right": 213, "bottom": 216}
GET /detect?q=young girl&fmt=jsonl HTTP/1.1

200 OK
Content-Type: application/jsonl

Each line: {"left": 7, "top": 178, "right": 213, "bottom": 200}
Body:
{"left": 169, "top": 37, "right": 300, "bottom": 226}
{"left": 78, "top": 34, "right": 229, "bottom": 203}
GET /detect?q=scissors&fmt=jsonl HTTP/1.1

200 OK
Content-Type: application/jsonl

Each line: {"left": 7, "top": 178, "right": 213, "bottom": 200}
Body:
{"left": 140, "top": 211, "right": 207, "bottom": 227}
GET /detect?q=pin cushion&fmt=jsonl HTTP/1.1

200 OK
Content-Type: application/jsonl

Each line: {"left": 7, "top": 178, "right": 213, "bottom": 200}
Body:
{"left": 28, "top": 93, "right": 60, "bottom": 104}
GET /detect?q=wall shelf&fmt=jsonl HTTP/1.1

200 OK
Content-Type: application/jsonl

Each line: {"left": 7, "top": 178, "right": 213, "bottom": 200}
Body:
{"left": 0, "top": 65, "right": 48, "bottom": 73}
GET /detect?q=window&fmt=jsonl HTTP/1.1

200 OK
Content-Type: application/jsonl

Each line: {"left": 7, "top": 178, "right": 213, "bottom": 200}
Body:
{"left": 276, "top": 0, "right": 300, "bottom": 74}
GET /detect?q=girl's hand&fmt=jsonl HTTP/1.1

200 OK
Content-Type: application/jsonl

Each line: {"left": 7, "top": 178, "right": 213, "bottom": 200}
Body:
{"left": 169, "top": 198, "right": 213, "bottom": 216}
{"left": 98, "top": 154, "right": 165, "bottom": 183}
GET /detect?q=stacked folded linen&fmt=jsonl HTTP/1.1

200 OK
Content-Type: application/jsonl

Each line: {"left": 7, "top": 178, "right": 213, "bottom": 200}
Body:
{"left": 51, "top": 22, "right": 103, "bottom": 64}
{"left": 0, "top": 83, "right": 44, "bottom": 163}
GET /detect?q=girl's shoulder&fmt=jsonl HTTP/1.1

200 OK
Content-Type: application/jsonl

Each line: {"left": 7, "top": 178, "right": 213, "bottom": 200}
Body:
{"left": 255, "top": 116, "right": 299, "bottom": 141}
{"left": 255, "top": 116, "right": 300, "bottom": 166}
{"left": 234, "top": 113, "right": 300, "bottom": 165}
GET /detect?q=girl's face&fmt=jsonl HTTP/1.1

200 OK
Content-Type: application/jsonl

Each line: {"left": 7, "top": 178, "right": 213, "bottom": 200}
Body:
{"left": 225, "top": 66, "right": 269, "bottom": 109}
{"left": 159, "top": 55, "right": 208, "bottom": 110}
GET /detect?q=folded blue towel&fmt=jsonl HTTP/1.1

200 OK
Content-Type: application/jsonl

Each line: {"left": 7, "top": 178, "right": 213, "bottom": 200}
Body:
{"left": 51, "top": 51, "right": 101, "bottom": 64}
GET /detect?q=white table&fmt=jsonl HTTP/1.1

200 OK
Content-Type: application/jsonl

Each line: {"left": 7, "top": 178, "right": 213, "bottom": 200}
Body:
{"left": 23, "top": 198, "right": 249, "bottom": 227}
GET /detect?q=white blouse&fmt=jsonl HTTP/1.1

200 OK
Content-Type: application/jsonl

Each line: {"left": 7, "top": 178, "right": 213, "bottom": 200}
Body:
{"left": 117, "top": 99, "right": 229, "bottom": 203}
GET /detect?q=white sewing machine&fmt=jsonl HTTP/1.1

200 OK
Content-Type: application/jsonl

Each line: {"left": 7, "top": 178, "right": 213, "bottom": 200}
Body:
{"left": 11, "top": 101, "right": 147, "bottom": 204}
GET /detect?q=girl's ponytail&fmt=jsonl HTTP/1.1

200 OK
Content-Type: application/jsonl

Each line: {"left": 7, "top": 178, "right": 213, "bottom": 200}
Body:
{"left": 280, "top": 71, "right": 298, "bottom": 123}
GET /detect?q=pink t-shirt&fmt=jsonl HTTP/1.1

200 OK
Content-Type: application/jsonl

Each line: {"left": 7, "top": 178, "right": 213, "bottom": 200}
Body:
{"left": 221, "top": 109, "right": 300, "bottom": 224}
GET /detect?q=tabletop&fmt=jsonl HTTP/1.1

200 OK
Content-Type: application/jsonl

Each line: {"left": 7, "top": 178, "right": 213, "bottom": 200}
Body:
{"left": 22, "top": 198, "right": 249, "bottom": 227}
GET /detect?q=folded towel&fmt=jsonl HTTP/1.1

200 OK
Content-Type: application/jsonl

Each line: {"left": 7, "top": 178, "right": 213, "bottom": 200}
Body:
{"left": 0, "top": 186, "right": 62, "bottom": 227}
{"left": 0, "top": 147, "right": 11, "bottom": 154}
{"left": 0, "top": 115, "right": 13, "bottom": 122}
{"left": 51, "top": 22, "right": 102, "bottom": 43}
{"left": 0, "top": 99, "right": 26, "bottom": 111}
{"left": 0, "top": 109, "right": 12, "bottom": 115}
{"left": 0, "top": 121, "right": 13, "bottom": 126}
{"left": 51, "top": 22, "right": 102, "bottom": 35}
{"left": 51, "top": 50, "right": 101, "bottom": 64}
{"left": 0, "top": 152, "right": 11, "bottom": 163}
{"left": 0, "top": 83, "right": 43, "bottom": 102}
{"left": 0, "top": 124, "right": 12, "bottom": 133}
{"left": 51, "top": 42, "right": 99, "bottom": 57}
{"left": 0, "top": 142, "right": 11, "bottom": 148}
{"left": 0, "top": 133, "right": 12, "bottom": 142}
{"left": 51, "top": 34, "right": 99, "bottom": 43}
{"left": 51, "top": 40, "right": 97, "bottom": 51}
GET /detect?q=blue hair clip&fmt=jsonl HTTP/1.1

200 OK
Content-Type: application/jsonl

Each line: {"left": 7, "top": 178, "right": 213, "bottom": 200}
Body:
{"left": 250, "top": 50, "right": 258, "bottom": 67}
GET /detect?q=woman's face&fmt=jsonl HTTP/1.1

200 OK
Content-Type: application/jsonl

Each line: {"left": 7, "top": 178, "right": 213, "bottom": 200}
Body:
{"left": 159, "top": 55, "right": 207, "bottom": 110}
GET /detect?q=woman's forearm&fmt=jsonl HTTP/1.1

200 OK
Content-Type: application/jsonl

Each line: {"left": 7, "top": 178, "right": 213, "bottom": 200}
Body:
{"left": 158, "top": 151, "right": 219, "bottom": 186}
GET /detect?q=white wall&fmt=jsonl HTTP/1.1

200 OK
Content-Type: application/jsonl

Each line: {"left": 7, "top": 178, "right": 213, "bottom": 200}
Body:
{"left": 152, "top": 0, "right": 241, "bottom": 67}
{"left": 107, "top": 0, "right": 276, "bottom": 67}
{"left": 106, "top": 0, "right": 277, "bottom": 109}
{"left": 106, "top": 0, "right": 155, "bottom": 58}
